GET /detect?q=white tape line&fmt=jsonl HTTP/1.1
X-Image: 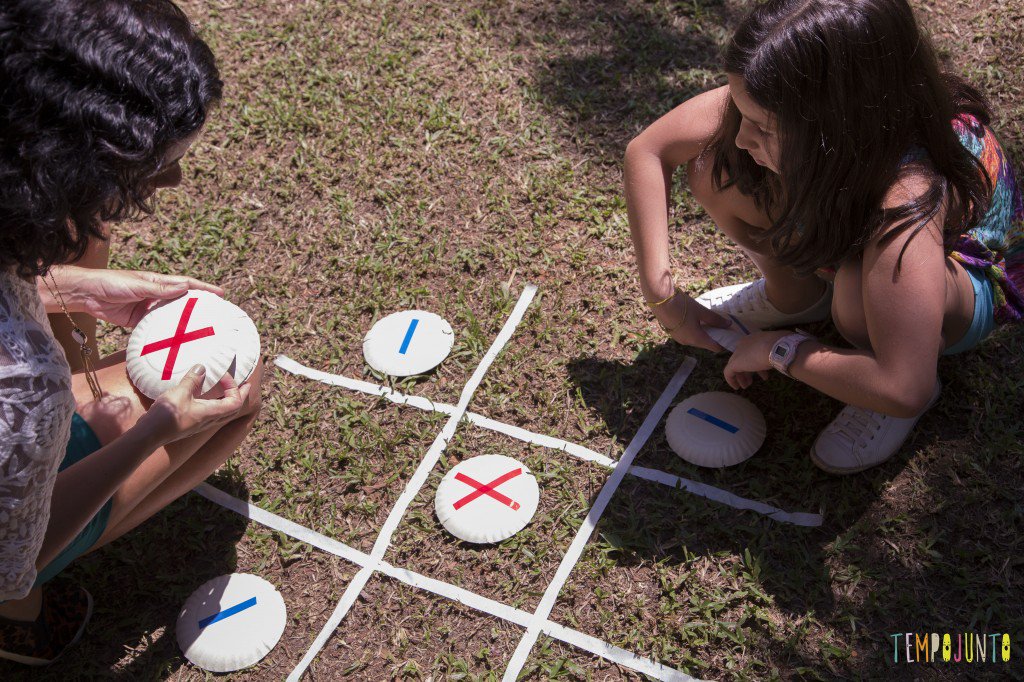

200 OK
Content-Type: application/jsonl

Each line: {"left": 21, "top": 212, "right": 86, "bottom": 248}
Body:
{"left": 289, "top": 285, "right": 538, "bottom": 680}
{"left": 627, "top": 467, "right": 823, "bottom": 527}
{"left": 288, "top": 565, "right": 375, "bottom": 681}
{"left": 375, "top": 560, "right": 533, "bottom": 628}
{"left": 463, "top": 412, "right": 616, "bottom": 467}
{"left": 502, "top": 358, "right": 697, "bottom": 682}
{"left": 273, "top": 355, "right": 457, "bottom": 415}
{"left": 275, "top": 355, "right": 613, "bottom": 467}
{"left": 197, "top": 481, "right": 702, "bottom": 682}
{"left": 275, "top": 357, "right": 820, "bottom": 525}
{"left": 193, "top": 483, "right": 372, "bottom": 566}
{"left": 194, "top": 482, "right": 531, "bottom": 627}
{"left": 541, "top": 620, "right": 704, "bottom": 682}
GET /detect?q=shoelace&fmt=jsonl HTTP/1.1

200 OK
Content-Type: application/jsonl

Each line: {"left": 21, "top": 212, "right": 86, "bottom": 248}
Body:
{"left": 831, "top": 405, "right": 885, "bottom": 446}
{"left": 707, "top": 280, "right": 768, "bottom": 314}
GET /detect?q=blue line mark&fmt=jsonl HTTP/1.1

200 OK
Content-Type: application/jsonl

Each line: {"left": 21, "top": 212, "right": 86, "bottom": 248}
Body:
{"left": 687, "top": 407, "right": 739, "bottom": 434}
{"left": 399, "top": 318, "right": 419, "bottom": 355}
{"left": 728, "top": 314, "right": 751, "bottom": 336}
{"left": 198, "top": 596, "right": 258, "bottom": 628}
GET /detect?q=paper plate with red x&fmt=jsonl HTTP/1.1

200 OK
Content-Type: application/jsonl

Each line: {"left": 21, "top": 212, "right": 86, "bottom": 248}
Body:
{"left": 434, "top": 454, "right": 540, "bottom": 544}
{"left": 126, "top": 290, "right": 260, "bottom": 399}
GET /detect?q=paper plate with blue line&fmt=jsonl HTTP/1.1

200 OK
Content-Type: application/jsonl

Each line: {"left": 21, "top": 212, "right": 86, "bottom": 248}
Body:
{"left": 665, "top": 392, "right": 766, "bottom": 468}
{"left": 363, "top": 310, "right": 454, "bottom": 377}
{"left": 176, "top": 573, "right": 287, "bottom": 672}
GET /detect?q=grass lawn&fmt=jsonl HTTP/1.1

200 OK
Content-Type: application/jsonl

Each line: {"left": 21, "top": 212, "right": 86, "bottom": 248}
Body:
{"left": 3, "top": 0, "right": 1021, "bottom": 679}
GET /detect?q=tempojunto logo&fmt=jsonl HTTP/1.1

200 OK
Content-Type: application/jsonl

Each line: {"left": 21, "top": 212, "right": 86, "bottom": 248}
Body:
{"left": 890, "top": 632, "right": 1011, "bottom": 664}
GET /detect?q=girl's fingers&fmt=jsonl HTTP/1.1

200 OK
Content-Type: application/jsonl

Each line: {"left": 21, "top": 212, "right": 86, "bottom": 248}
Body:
{"left": 695, "top": 302, "right": 730, "bottom": 328}
{"left": 758, "top": 370, "right": 770, "bottom": 381}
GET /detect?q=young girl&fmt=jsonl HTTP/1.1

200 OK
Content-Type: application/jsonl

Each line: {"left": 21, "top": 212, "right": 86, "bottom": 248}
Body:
{"left": 626, "top": 0, "right": 1023, "bottom": 474}
{"left": 0, "top": 0, "right": 262, "bottom": 664}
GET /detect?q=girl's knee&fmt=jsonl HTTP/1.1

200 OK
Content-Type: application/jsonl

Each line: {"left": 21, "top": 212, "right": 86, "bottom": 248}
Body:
{"left": 832, "top": 259, "right": 871, "bottom": 350}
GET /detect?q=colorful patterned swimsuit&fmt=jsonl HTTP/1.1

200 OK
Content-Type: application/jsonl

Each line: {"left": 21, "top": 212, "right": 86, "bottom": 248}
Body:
{"left": 948, "top": 113, "right": 1024, "bottom": 325}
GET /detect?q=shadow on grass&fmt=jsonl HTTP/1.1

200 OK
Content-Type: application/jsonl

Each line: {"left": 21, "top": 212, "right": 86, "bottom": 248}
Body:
{"left": 565, "top": 323, "right": 1023, "bottom": 677}
{"left": 0, "top": 469, "right": 250, "bottom": 681}
{"left": 516, "top": 0, "right": 742, "bottom": 160}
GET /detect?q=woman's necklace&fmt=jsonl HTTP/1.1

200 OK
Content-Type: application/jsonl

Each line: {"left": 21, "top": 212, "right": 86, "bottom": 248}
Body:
{"left": 42, "top": 272, "right": 103, "bottom": 400}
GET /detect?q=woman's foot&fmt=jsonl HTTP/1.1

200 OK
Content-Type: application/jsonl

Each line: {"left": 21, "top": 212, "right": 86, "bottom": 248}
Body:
{"left": 811, "top": 382, "right": 942, "bottom": 474}
{"left": 696, "top": 278, "right": 833, "bottom": 328}
{"left": 0, "top": 578, "right": 93, "bottom": 666}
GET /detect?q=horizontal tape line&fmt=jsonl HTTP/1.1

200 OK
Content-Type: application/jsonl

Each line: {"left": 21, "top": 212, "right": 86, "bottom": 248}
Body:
{"left": 193, "top": 484, "right": 696, "bottom": 680}
{"left": 274, "top": 356, "right": 822, "bottom": 527}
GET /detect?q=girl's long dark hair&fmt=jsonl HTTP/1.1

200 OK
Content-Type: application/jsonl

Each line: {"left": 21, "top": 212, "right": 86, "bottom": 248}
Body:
{"left": 0, "top": 0, "right": 222, "bottom": 277}
{"left": 707, "top": 0, "right": 992, "bottom": 273}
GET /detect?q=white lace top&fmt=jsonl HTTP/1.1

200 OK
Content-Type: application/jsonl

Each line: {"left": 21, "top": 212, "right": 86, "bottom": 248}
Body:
{"left": 0, "top": 269, "right": 75, "bottom": 600}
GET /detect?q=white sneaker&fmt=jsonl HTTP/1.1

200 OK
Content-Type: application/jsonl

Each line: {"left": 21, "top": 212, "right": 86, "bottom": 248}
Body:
{"left": 696, "top": 279, "right": 832, "bottom": 329}
{"left": 810, "top": 382, "right": 942, "bottom": 474}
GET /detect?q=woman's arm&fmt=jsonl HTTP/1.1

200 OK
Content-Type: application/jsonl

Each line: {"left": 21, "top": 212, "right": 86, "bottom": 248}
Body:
{"left": 38, "top": 265, "right": 223, "bottom": 327}
{"left": 725, "top": 178, "right": 947, "bottom": 417}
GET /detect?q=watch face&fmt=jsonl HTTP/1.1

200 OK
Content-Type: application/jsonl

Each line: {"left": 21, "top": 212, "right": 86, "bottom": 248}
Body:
{"left": 776, "top": 346, "right": 788, "bottom": 358}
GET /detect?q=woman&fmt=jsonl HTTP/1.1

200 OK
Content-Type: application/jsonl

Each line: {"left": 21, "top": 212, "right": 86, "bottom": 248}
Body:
{"left": 0, "top": 0, "right": 262, "bottom": 664}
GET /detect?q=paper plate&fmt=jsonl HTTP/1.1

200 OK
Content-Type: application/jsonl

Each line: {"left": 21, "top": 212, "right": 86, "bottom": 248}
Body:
{"left": 704, "top": 314, "right": 758, "bottom": 353}
{"left": 435, "top": 454, "right": 539, "bottom": 544}
{"left": 665, "top": 392, "right": 766, "bottom": 468}
{"left": 363, "top": 310, "right": 454, "bottom": 377}
{"left": 177, "top": 573, "right": 286, "bottom": 673}
{"left": 126, "top": 290, "right": 260, "bottom": 399}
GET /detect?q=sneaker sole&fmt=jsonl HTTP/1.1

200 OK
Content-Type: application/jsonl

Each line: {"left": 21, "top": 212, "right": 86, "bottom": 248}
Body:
{"left": 0, "top": 589, "right": 93, "bottom": 667}
{"left": 809, "top": 445, "right": 881, "bottom": 475}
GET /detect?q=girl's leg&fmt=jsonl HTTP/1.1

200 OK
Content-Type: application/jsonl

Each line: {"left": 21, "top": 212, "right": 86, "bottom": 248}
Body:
{"left": 686, "top": 160, "right": 826, "bottom": 313}
{"left": 831, "top": 254, "right": 975, "bottom": 353}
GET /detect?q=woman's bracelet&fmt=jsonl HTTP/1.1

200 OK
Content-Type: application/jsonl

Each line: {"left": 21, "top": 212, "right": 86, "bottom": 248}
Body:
{"left": 646, "top": 286, "right": 681, "bottom": 309}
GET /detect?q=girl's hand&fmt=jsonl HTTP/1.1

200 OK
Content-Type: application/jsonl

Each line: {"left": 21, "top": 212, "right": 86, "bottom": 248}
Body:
{"left": 140, "top": 365, "right": 252, "bottom": 446}
{"left": 45, "top": 266, "right": 223, "bottom": 328}
{"left": 723, "top": 330, "right": 788, "bottom": 389}
{"left": 653, "top": 291, "right": 730, "bottom": 352}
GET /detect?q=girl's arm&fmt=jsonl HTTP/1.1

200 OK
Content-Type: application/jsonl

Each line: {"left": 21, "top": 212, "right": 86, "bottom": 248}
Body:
{"left": 625, "top": 85, "right": 728, "bottom": 301}
{"left": 625, "top": 85, "right": 730, "bottom": 350}
{"left": 725, "top": 177, "right": 946, "bottom": 417}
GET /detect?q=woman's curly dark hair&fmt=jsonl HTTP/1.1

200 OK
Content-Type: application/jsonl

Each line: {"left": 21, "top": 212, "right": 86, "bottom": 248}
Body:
{"left": 0, "top": 0, "right": 222, "bottom": 277}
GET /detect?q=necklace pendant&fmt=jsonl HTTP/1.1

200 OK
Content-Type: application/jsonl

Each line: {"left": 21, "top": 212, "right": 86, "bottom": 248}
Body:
{"left": 71, "top": 328, "right": 88, "bottom": 346}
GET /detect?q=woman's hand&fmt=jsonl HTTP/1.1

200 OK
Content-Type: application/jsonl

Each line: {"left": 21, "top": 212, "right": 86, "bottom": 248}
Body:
{"left": 43, "top": 265, "right": 222, "bottom": 328}
{"left": 140, "top": 365, "right": 253, "bottom": 447}
{"left": 653, "top": 290, "right": 730, "bottom": 352}
{"left": 723, "top": 330, "right": 789, "bottom": 389}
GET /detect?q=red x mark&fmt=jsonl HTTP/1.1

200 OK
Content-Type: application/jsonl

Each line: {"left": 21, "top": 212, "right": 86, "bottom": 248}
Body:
{"left": 453, "top": 468, "right": 522, "bottom": 511}
{"left": 141, "top": 297, "right": 216, "bottom": 380}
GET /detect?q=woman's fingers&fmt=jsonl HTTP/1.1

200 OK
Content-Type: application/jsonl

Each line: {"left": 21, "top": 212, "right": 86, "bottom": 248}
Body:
{"left": 137, "top": 271, "right": 224, "bottom": 296}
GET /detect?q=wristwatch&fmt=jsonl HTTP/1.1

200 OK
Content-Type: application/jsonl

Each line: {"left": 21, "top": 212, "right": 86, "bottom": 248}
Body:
{"left": 768, "top": 331, "right": 812, "bottom": 377}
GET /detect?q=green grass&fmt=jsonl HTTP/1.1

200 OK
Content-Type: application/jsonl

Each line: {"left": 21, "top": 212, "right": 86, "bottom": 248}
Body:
{"left": 4, "top": 0, "right": 1022, "bottom": 679}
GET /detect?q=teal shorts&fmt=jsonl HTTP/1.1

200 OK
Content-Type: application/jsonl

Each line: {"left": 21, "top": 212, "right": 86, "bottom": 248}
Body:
{"left": 943, "top": 265, "right": 996, "bottom": 355}
{"left": 33, "top": 414, "right": 111, "bottom": 586}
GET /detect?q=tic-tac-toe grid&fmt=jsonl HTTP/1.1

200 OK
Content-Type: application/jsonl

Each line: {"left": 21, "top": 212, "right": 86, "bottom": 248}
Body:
{"left": 195, "top": 284, "right": 822, "bottom": 680}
